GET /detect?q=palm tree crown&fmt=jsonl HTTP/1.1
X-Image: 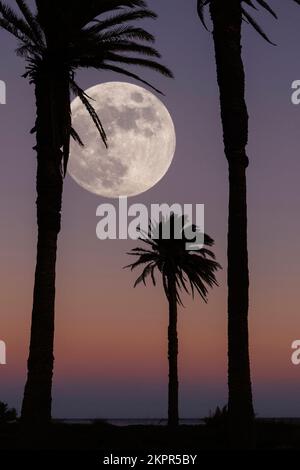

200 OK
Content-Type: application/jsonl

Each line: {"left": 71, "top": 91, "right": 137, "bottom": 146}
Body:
{"left": 198, "top": 0, "right": 300, "bottom": 43}
{"left": 0, "top": 0, "right": 173, "bottom": 173}
{"left": 126, "top": 215, "right": 221, "bottom": 304}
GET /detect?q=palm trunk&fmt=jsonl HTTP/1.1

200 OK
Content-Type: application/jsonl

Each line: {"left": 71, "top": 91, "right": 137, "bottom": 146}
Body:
{"left": 167, "top": 274, "right": 179, "bottom": 427}
{"left": 209, "top": 0, "right": 254, "bottom": 448}
{"left": 21, "top": 67, "right": 70, "bottom": 424}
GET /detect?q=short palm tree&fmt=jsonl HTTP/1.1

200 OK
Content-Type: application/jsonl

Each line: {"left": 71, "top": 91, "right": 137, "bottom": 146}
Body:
{"left": 0, "top": 0, "right": 173, "bottom": 424}
{"left": 126, "top": 215, "right": 221, "bottom": 427}
{"left": 197, "top": 0, "right": 300, "bottom": 447}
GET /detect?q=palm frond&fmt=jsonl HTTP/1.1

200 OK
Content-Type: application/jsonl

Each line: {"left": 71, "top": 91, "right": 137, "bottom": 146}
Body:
{"left": 197, "top": 0, "right": 210, "bottom": 29}
{"left": 86, "top": 9, "right": 157, "bottom": 34}
{"left": 16, "top": 40, "right": 42, "bottom": 58}
{"left": 134, "top": 262, "right": 155, "bottom": 287}
{"left": 197, "top": 0, "right": 283, "bottom": 44}
{"left": 64, "top": 0, "right": 148, "bottom": 30}
{"left": 0, "top": 0, "right": 172, "bottom": 176}
{"left": 70, "top": 127, "right": 84, "bottom": 146}
{"left": 125, "top": 252, "right": 157, "bottom": 271}
{"left": 104, "top": 53, "right": 173, "bottom": 77}
{"left": 243, "top": 0, "right": 258, "bottom": 11}
{"left": 99, "top": 25, "right": 155, "bottom": 42}
{"left": 255, "top": 0, "right": 277, "bottom": 18}
{"left": 0, "top": 16, "right": 27, "bottom": 41}
{"left": 15, "top": 0, "right": 44, "bottom": 43}
{"left": 242, "top": 7, "right": 275, "bottom": 45}
{"left": 92, "top": 63, "right": 164, "bottom": 95}
{"left": 78, "top": 40, "right": 161, "bottom": 59}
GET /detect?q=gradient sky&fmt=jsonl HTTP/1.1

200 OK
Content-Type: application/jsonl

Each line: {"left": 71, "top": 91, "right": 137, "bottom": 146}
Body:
{"left": 1, "top": 0, "right": 300, "bottom": 419}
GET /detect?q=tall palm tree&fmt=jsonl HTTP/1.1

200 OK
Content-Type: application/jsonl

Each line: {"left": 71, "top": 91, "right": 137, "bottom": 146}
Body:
{"left": 0, "top": 0, "right": 173, "bottom": 424}
{"left": 197, "top": 0, "right": 300, "bottom": 447}
{"left": 126, "top": 215, "right": 221, "bottom": 427}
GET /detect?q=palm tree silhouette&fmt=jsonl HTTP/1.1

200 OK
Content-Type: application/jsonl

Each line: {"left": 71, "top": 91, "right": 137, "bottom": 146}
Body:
{"left": 197, "top": 0, "right": 300, "bottom": 447}
{"left": 126, "top": 215, "right": 221, "bottom": 427}
{"left": 0, "top": 0, "right": 173, "bottom": 425}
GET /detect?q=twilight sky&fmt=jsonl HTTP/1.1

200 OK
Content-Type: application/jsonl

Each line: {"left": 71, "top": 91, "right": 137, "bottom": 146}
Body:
{"left": 1, "top": 0, "right": 300, "bottom": 419}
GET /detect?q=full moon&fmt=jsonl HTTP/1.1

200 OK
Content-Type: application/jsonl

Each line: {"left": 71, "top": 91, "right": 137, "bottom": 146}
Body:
{"left": 68, "top": 82, "right": 176, "bottom": 198}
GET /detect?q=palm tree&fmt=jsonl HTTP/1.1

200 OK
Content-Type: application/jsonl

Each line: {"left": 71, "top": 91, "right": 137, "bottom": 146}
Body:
{"left": 0, "top": 0, "right": 173, "bottom": 424}
{"left": 126, "top": 215, "right": 221, "bottom": 427}
{"left": 197, "top": 0, "right": 300, "bottom": 447}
